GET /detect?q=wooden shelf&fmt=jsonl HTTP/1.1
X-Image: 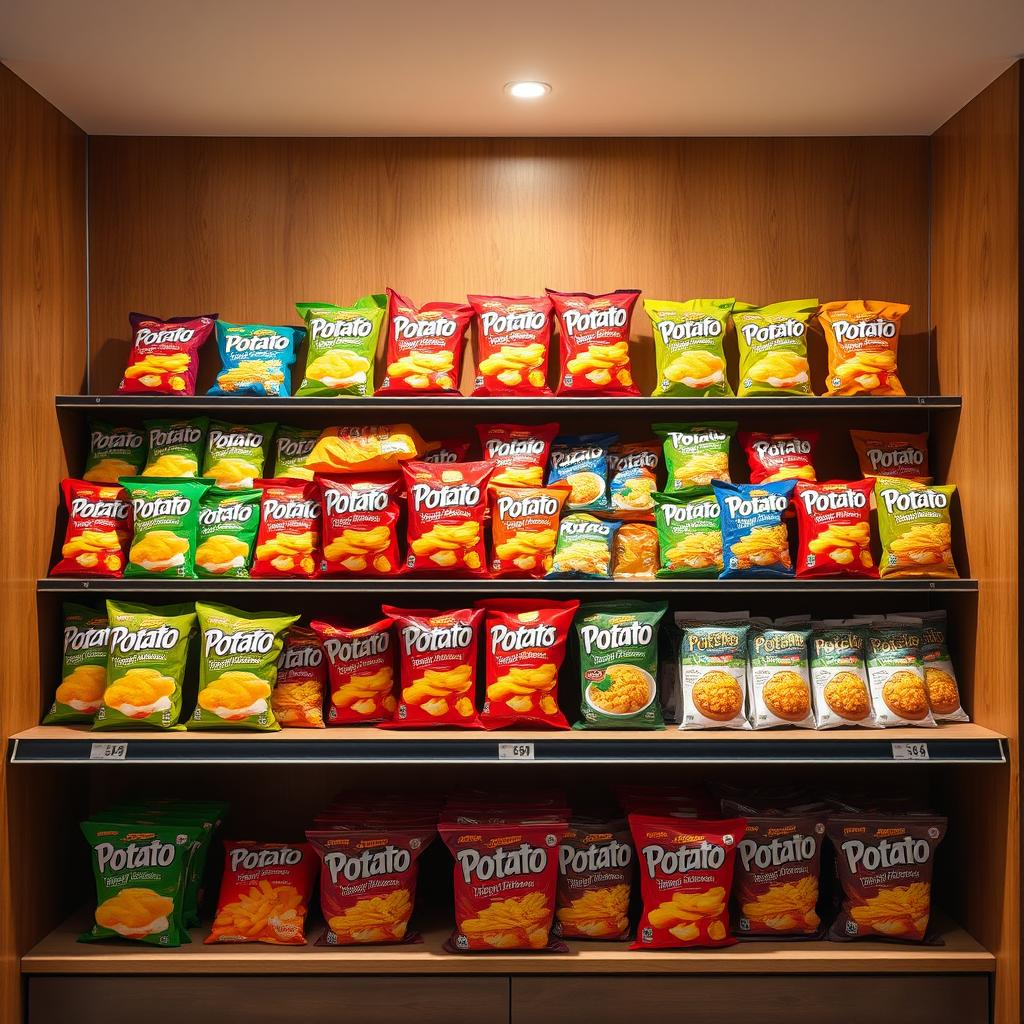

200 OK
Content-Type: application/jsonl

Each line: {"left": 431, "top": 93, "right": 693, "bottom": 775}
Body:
{"left": 8, "top": 723, "right": 1006, "bottom": 765}
{"left": 22, "top": 913, "right": 994, "bottom": 976}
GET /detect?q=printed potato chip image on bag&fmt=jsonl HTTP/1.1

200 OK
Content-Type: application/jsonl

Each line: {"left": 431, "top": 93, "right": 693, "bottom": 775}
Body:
{"left": 142, "top": 417, "right": 208, "bottom": 478}
{"left": 44, "top": 603, "right": 110, "bottom": 724}
{"left": 271, "top": 425, "right": 320, "bottom": 481}
{"left": 490, "top": 483, "right": 568, "bottom": 578}
{"left": 645, "top": 297, "right": 734, "bottom": 397}
{"left": 209, "top": 321, "right": 303, "bottom": 397}
{"left": 318, "top": 474, "right": 402, "bottom": 576}
{"left": 312, "top": 616, "right": 397, "bottom": 724}
{"left": 305, "top": 423, "right": 428, "bottom": 475}
{"left": 196, "top": 486, "right": 261, "bottom": 577}
{"left": 51, "top": 479, "right": 132, "bottom": 577}
{"left": 478, "top": 422, "right": 558, "bottom": 488}
{"left": 548, "top": 513, "right": 620, "bottom": 579}
{"left": 612, "top": 522, "right": 659, "bottom": 579}
{"left": 653, "top": 492, "right": 723, "bottom": 578}
{"left": 656, "top": 422, "right": 735, "bottom": 494}
{"left": 83, "top": 420, "right": 147, "bottom": 483}
{"left": 122, "top": 477, "right": 211, "bottom": 579}
{"left": 118, "top": 312, "right": 216, "bottom": 395}
{"left": 714, "top": 478, "right": 795, "bottom": 578}
{"left": 748, "top": 626, "right": 815, "bottom": 729}
{"left": 819, "top": 299, "right": 910, "bottom": 396}
{"left": 890, "top": 611, "right": 968, "bottom": 722}
{"left": 555, "top": 820, "right": 633, "bottom": 940}
{"left": 850, "top": 430, "right": 931, "bottom": 483}
{"left": 874, "top": 477, "right": 957, "bottom": 578}
{"left": 201, "top": 421, "right": 274, "bottom": 490}
{"left": 295, "top": 296, "right": 386, "bottom": 397}
{"left": 809, "top": 626, "right": 875, "bottom": 728}
{"left": 679, "top": 624, "right": 751, "bottom": 730}
{"left": 251, "top": 478, "right": 321, "bottom": 578}
{"left": 739, "top": 430, "right": 818, "bottom": 485}
{"left": 734, "top": 299, "right": 817, "bottom": 397}
{"left": 469, "top": 293, "right": 554, "bottom": 395}
{"left": 794, "top": 479, "right": 876, "bottom": 578}
{"left": 271, "top": 626, "right": 327, "bottom": 728}
{"left": 865, "top": 624, "right": 935, "bottom": 728}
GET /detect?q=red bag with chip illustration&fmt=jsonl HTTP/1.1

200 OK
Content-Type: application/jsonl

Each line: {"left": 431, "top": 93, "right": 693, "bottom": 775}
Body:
{"left": 311, "top": 616, "right": 397, "bottom": 725}
{"left": 118, "top": 312, "right": 216, "bottom": 395}
{"left": 317, "top": 474, "right": 402, "bottom": 576}
{"left": 51, "top": 479, "right": 132, "bottom": 577}
{"left": 251, "top": 479, "right": 321, "bottom": 578}
{"left": 469, "top": 294, "right": 555, "bottom": 396}
{"left": 477, "top": 422, "right": 558, "bottom": 488}
{"left": 794, "top": 478, "right": 877, "bottom": 578}
{"left": 739, "top": 430, "right": 819, "bottom": 485}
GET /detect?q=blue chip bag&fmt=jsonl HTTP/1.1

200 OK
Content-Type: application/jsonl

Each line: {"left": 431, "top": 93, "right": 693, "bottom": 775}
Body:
{"left": 208, "top": 321, "right": 304, "bottom": 397}
{"left": 713, "top": 478, "right": 796, "bottom": 578}
{"left": 547, "top": 433, "right": 618, "bottom": 512}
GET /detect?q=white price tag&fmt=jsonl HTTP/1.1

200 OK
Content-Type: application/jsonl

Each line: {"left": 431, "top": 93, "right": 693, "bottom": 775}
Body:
{"left": 90, "top": 742, "right": 127, "bottom": 761}
{"left": 891, "top": 742, "right": 929, "bottom": 761}
{"left": 498, "top": 743, "right": 535, "bottom": 761}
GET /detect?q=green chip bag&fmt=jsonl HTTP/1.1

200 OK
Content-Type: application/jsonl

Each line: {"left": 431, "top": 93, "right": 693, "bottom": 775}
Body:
{"left": 653, "top": 492, "right": 723, "bottom": 578}
{"left": 875, "top": 476, "right": 958, "bottom": 579}
{"left": 80, "top": 820, "right": 201, "bottom": 946}
{"left": 646, "top": 298, "right": 735, "bottom": 397}
{"left": 271, "top": 424, "right": 319, "bottom": 480}
{"left": 142, "top": 417, "right": 208, "bottom": 478}
{"left": 122, "top": 477, "right": 212, "bottom": 579}
{"left": 93, "top": 600, "right": 196, "bottom": 731}
{"left": 295, "top": 295, "right": 387, "bottom": 397}
{"left": 43, "top": 602, "right": 110, "bottom": 724}
{"left": 655, "top": 421, "right": 736, "bottom": 495}
{"left": 734, "top": 299, "right": 817, "bottom": 397}
{"left": 574, "top": 600, "right": 666, "bottom": 729}
{"left": 83, "top": 420, "right": 147, "bottom": 483}
{"left": 189, "top": 602, "right": 299, "bottom": 731}
{"left": 201, "top": 421, "right": 275, "bottom": 490}
{"left": 196, "top": 486, "right": 261, "bottom": 578}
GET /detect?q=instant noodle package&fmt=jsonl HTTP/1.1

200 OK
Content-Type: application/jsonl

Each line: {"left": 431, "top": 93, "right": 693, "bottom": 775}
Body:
{"left": 819, "top": 299, "right": 909, "bottom": 396}
{"left": 889, "top": 610, "right": 967, "bottom": 722}
{"left": 296, "top": 297, "right": 386, "bottom": 397}
{"left": 312, "top": 616, "right": 398, "bottom": 724}
{"left": 733, "top": 299, "right": 817, "bottom": 397}
{"left": 271, "top": 626, "right": 327, "bottom": 728}
{"left": 809, "top": 625, "right": 875, "bottom": 728}
{"left": 209, "top": 321, "right": 303, "bottom": 397}
{"left": 44, "top": 603, "right": 110, "bottom": 724}
{"left": 645, "top": 297, "right": 734, "bottom": 398}
{"left": 678, "top": 623, "right": 751, "bottom": 730}
{"left": 52, "top": 479, "right": 132, "bottom": 577}
{"left": 469, "top": 293, "right": 554, "bottom": 395}
{"left": 865, "top": 623, "right": 935, "bottom": 727}
{"left": 117, "top": 312, "right": 216, "bottom": 395}
{"left": 747, "top": 626, "right": 815, "bottom": 729}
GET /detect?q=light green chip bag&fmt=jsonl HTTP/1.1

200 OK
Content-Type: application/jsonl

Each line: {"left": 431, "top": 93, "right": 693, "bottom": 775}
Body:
{"left": 142, "top": 417, "right": 208, "bottom": 478}
{"left": 44, "top": 602, "right": 110, "bottom": 724}
{"left": 653, "top": 492, "right": 723, "bottom": 578}
{"left": 93, "top": 600, "right": 197, "bottom": 731}
{"left": 196, "top": 486, "right": 261, "bottom": 578}
{"left": 645, "top": 298, "right": 735, "bottom": 397}
{"left": 655, "top": 421, "right": 736, "bottom": 495}
{"left": 122, "top": 476, "right": 212, "bottom": 579}
{"left": 201, "top": 421, "right": 275, "bottom": 490}
{"left": 189, "top": 602, "right": 299, "bottom": 731}
{"left": 271, "top": 424, "right": 319, "bottom": 480}
{"left": 83, "top": 420, "right": 147, "bottom": 483}
{"left": 295, "top": 295, "right": 387, "bottom": 397}
{"left": 733, "top": 299, "right": 817, "bottom": 397}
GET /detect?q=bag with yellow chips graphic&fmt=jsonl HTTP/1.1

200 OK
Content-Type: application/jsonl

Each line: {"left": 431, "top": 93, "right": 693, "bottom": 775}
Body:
{"left": 875, "top": 477, "right": 957, "bottom": 579}
{"left": 645, "top": 297, "right": 734, "bottom": 397}
{"left": 44, "top": 603, "right": 110, "bottom": 724}
{"left": 201, "top": 421, "right": 274, "bottom": 490}
{"left": 93, "top": 600, "right": 196, "bottom": 731}
{"left": 122, "top": 477, "right": 212, "bottom": 579}
{"left": 295, "top": 296, "right": 386, "bottom": 397}
{"left": 656, "top": 422, "right": 735, "bottom": 495}
{"left": 83, "top": 420, "right": 146, "bottom": 483}
{"left": 142, "top": 417, "right": 208, "bottom": 478}
{"left": 189, "top": 602, "right": 299, "bottom": 731}
{"left": 305, "top": 423, "right": 428, "bottom": 475}
{"left": 196, "top": 487, "right": 260, "bottom": 577}
{"left": 734, "top": 299, "right": 817, "bottom": 397}
{"left": 819, "top": 299, "right": 910, "bottom": 396}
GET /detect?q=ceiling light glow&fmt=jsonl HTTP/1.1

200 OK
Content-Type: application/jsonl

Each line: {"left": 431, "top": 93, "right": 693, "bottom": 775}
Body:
{"left": 505, "top": 81, "right": 551, "bottom": 99}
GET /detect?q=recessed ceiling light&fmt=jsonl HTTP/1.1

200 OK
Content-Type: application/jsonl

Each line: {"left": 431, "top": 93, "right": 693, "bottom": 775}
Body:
{"left": 505, "top": 81, "right": 551, "bottom": 100}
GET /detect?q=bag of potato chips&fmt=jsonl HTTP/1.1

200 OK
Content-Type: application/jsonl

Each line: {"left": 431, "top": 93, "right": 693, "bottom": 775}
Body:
{"left": 251, "top": 479, "right": 321, "bottom": 578}
{"left": 142, "top": 417, "right": 208, "bottom": 478}
{"left": 295, "top": 297, "right": 386, "bottom": 397}
{"left": 470, "top": 293, "right": 554, "bottom": 396}
{"left": 123, "top": 477, "right": 211, "bottom": 579}
{"left": 645, "top": 297, "right": 734, "bottom": 398}
{"left": 850, "top": 430, "right": 931, "bottom": 483}
{"left": 734, "top": 299, "right": 817, "bottom": 397}
{"left": 547, "top": 433, "right": 616, "bottom": 512}
{"left": 612, "top": 523, "right": 659, "bottom": 579}
{"left": 271, "top": 627, "right": 327, "bottom": 728}
{"left": 478, "top": 422, "right": 558, "bottom": 488}
{"left": 201, "top": 421, "right": 274, "bottom": 490}
{"left": 554, "top": 820, "right": 633, "bottom": 940}
{"left": 714, "top": 479, "right": 795, "bottom": 579}
{"left": 548, "top": 514, "right": 620, "bottom": 579}
{"left": 608, "top": 442, "right": 659, "bottom": 519}
{"left": 739, "top": 430, "right": 818, "bottom": 485}
{"left": 819, "top": 299, "right": 910, "bottom": 396}
{"left": 318, "top": 474, "right": 403, "bottom": 576}
{"left": 44, "top": 603, "right": 109, "bottom": 724}
{"left": 656, "top": 422, "right": 735, "bottom": 494}
{"left": 271, "top": 425, "right": 320, "bottom": 481}
{"left": 196, "top": 486, "right": 260, "bottom": 577}
{"left": 305, "top": 424, "right": 428, "bottom": 475}
{"left": 209, "top": 321, "right": 303, "bottom": 397}
{"left": 875, "top": 477, "right": 957, "bottom": 578}
{"left": 51, "top": 479, "right": 132, "bottom": 577}
{"left": 490, "top": 483, "right": 568, "bottom": 578}
{"left": 83, "top": 421, "right": 146, "bottom": 483}
{"left": 653, "top": 492, "right": 723, "bottom": 578}
{"left": 118, "top": 312, "right": 216, "bottom": 396}
{"left": 313, "top": 617, "right": 397, "bottom": 725}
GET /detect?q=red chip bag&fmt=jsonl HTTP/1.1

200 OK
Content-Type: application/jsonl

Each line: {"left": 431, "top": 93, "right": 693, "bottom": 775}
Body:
{"left": 555, "top": 820, "right": 634, "bottom": 940}
{"left": 271, "top": 627, "right": 327, "bottom": 728}
{"left": 206, "top": 841, "right": 318, "bottom": 945}
{"left": 439, "top": 819, "right": 569, "bottom": 952}
{"left": 476, "top": 598, "right": 579, "bottom": 730}
{"left": 469, "top": 294, "right": 554, "bottom": 396}
{"left": 794, "top": 479, "right": 877, "bottom": 578}
{"left": 379, "top": 288, "right": 473, "bottom": 394}
{"left": 317, "top": 474, "right": 402, "bottom": 576}
{"left": 739, "top": 430, "right": 819, "bottom": 484}
{"left": 306, "top": 825, "right": 435, "bottom": 945}
{"left": 477, "top": 422, "right": 559, "bottom": 488}
{"left": 421, "top": 439, "right": 472, "bottom": 464}
{"left": 547, "top": 288, "right": 640, "bottom": 396}
{"left": 251, "top": 478, "right": 321, "bottom": 578}
{"left": 629, "top": 815, "right": 745, "bottom": 949}
{"left": 402, "top": 461, "right": 492, "bottom": 574}
{"left": 383, "top": 605, "right": 483, "bottom": 728}
{"left": 118, "top": 312, "right": 216, "bottom": 395}
{"left": 311, "top": 617, "right": 397, "bottom": 725}
{"left": 51, "top": 479, "right": 132, "bottom": 576}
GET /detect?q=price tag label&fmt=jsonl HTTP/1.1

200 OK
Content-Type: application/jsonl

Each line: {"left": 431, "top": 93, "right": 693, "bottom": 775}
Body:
{"left": 498, "top": 743, "right": 535, "bottom": 761}
{"left": 90, "top": 742, "right": 127, "bottom": 761}
{"left": 891, "top": 742, "right": 929, "bottom": 761}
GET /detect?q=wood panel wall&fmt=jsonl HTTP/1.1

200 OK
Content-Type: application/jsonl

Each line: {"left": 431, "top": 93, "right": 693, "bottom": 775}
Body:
{"left": 0, "top": 65, "right": 87, "bottom": 1021}
{"left": 930, "top": 62, "right": 1021, "bottom": 1024}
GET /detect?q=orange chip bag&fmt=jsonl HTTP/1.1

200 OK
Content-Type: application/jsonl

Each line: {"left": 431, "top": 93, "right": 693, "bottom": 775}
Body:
{"left": 305, "top": 424, "right": 427, "bottom": 475}
{"left": 312, "top": 616, "right": 397, "bottom": 725}
{"left": 819, "top": 300, "right": 910, "bottom": 396}
{"left": 251, "top": 479, "right": 321, "bottom": 578}
{"left": 206, "top": 841, "right": 318, "bottom": 945}
{"left": 270, "top": 627, "right": 326, "bottom": 728}
{"left": 489, "top": 483, "right": 569, "bottom": 578}
{"left": 612, "top": 523, "right": 659, "bottom": 579}
{"left": 850, "top": 430, "right": 931, "bottom": 483}
{"left": 477, "top": 422, "right": 559, "bottom": 488}
{"left": 317, "top": 474, "right": 402, "bottom": 576}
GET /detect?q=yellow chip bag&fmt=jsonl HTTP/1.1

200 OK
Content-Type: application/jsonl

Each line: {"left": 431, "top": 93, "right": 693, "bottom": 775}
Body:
{"left": 818, "top": 300, "right": 909, "bottom": 396}
{"left": 645, "top": 298, "right": 734, "bottom": 398}
{"left": 305, "top": 424, "right": 427, "bottom": 475}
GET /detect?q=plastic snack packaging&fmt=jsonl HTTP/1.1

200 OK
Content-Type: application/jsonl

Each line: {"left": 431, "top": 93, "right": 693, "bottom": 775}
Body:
{"left": 809, "top": 625, "right": 876, "bottom": 728}
{"left": 575, "top": 600, "right": 666, "bottom": 729}
{"left": 477, "top": 422, "right": 559, "bottom": 488}
{"left": 645, "top": 297, "right": 734, "bottom": 397}
{"left": 317, "top": 474, "right": 402, "bottom": 576}
{"left": 200, "top": 421, "right": 275, "bottom": 490}
{"left": 206, "top": 841, "right": 318, "bottom": 945}
{"left": 476, "top": 598, "right": 579, "bottom": 730}
{"left": 865, "top": 623, "right": 935, "bottom": 727}
{"left": 794, "top": 479, "right": 876, "bottom": 578}
{"left": 733, "top": 299, "right": 817, "bottom": 397}
{"left": 251, "top": 478, "right": 321, "bottom": 578}
{"left": 747, "top": 626, "right": 815, "bottom": 729}
{"left": 383, "top": 605, "right": 484, "bottom": 728}
{"left": 93, "top": 600, "right": 196, "bottom": 731}
{"left": 43, "top": 603, "right": 110, "bottom": 724}
{"left": 887, "top": 611, "right": 968, "bottom": 722}
{"left": 547, "top": 288, "right": 640, "bottom": 395}
{"left": 850, "top": 430, "right": 931, "bottom": 483}
{"left": 547, "top": 513, "right": 620, "bottom": 579}
{"left": 379, "top": 288, "right": 473, "bottom": 394}
{"left": 547, "top": 433, "right": 617, "bottom": 512}
{"left": 653, "top": 492, "right": 723, "bottom": 578}
{"left": 874, "top": 477, "right": 957, "bottom": 578}
{"left": 305, "top": 423, "right": 428, "bottom": 475}
{"left": 469, "top": 293, "right": 555, "bottom": 396}
{"left": 608, "top": 441, "right": 659, "bottom": 519}
{"left": 51, "top": 479, "right": 132, "bottom": 577}
{"left": 122, "top": 477, "right": 211, "bottom": 579}
{"left": 819, "top": 299, "right": 910, "bottom": 396}
{"left": 489, "top": 483, "right": 568, "bottom": 578}
{"left": 629, "top": 815, "right": 745, "bottom": 949}
{"left": 271, "top": 627, "right": 327, "bottom": 728}
{"left": 439, "top": 818, "right": 569, "bottom": 951}
{"left": 714, "top": 478, "right": 796, "bottom": 578}
{"left": 295, "top": 296, "right": 386, "bottom": 397}
{"left": 142, "top": 417, "right": 209, "bottom": 478}
{"left": 656, "top": 422, "right": 736, "bottom": 494}
{"left": 117, "top": 312, "right": 216, "bottom": 395}
{"left": 612, "top": 522, "right": 659, "bottom": 579}
{"left": 80, "top": 820, "right": 202, "bottom": 946}
{"left": 826, "top": 815, "right": 946, "bottom": 942}
{"left": 189, "top": 602, "right": 298, "bottom": 731}
{"left": 271, "top": 425, "right": 320, "bottom": 481}
{"left": 421, "top": 438, "right": 472, "bottom": 464}
{"left": 739, "top": 430, "right": 818, "bottom": 485}
{"left": 311, "top": 617, "right": 398, "bottom": 725}
{"left": 679, "top": 623, "right": 751, "bottom": 730}
{"left": 83, "top": 421, "right": 147, "bottom": 483}
{"left": 196, "top": 486, "right": 261, "bottom": 577}
{"left": 554, "top": 819, "right": 633, "bottom": 940}
{"left": 209, "top": 321, "right": 304, "bottom": 397}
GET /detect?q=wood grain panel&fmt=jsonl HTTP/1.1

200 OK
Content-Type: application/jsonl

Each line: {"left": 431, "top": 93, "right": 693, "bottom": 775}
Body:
{"left": 0, "top": 65, "right": 87, "bottom": 1022}
{"left": 930, "top": 61, "right": 1021, "bottom": 1024}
